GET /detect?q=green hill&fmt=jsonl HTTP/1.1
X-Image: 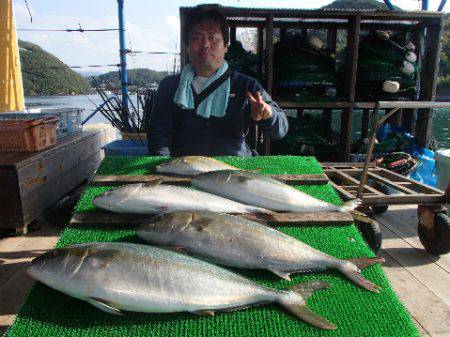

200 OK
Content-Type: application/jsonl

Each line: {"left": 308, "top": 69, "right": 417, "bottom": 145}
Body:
{"left": 95, "top": 69, "right": 170, "bottom": 89}
{"left": 19, "top": 40, "right": 91, "bottom": 95}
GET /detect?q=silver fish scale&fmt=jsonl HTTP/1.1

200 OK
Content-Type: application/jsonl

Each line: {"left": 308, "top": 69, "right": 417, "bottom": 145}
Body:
{"left": 140, "top": 212, "right": 336, "bottom": 273}
{"left": 93, "top": 184, "right": 268, "bottom": 214}
{"left": 58, "top": 243, "right": 277, "bottom": 312}
{"left": 192, "top": 171, "right": 342, "bottom": 212}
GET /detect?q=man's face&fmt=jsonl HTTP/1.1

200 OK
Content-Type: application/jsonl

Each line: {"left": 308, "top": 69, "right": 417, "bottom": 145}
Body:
{"left": 187, "top": 20, "right": 228, "bottom": 75}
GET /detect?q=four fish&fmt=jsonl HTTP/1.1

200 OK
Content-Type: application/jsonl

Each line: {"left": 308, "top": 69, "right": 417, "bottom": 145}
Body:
{"left": 138, "top": 211, "right": 383, "bottom": 292}
{"left": 29, "top": 156, "right": 382, "bottom": 330}
{"left": 28, "top": 242, "right": 336, "bottom": 330}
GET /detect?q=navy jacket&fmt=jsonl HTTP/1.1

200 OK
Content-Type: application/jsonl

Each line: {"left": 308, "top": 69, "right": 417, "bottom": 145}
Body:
{"left": 148, "top": 71, "right": 288, "bottom": 157}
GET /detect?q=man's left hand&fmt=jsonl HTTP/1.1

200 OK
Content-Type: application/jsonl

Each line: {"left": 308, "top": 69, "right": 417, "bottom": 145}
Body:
{"left": 247, "top": 91, "right": 272, "bottom": 122}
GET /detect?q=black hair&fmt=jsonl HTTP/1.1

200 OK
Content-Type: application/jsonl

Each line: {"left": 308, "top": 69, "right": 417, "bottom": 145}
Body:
{"left": 184, "top": 5, "right": 229, "bottom": 46}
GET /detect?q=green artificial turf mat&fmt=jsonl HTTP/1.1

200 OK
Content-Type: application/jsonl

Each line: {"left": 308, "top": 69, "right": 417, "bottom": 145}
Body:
{"left": 7, "top": 156, "right": 419, "bottom": 337}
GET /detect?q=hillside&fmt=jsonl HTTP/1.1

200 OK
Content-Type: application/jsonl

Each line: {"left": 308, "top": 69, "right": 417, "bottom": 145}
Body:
{"left": 95, "top": 69, "right": 170, "bottom": 89}
{"left": 19, "top": 40, "right": 91, "bottom": 95}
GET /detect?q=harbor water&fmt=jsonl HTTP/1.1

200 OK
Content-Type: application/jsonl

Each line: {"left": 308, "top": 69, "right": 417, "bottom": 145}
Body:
{"left": 25, "top": 95, "right": 449, "bottom": 149}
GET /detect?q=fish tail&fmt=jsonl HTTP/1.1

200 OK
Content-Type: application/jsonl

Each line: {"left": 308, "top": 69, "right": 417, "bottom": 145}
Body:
{"left": 277, "top": 280, "right": 336, "bottom": 330}
{"left": 340, "top": 198, "right": 362, "bottom": 211}
{"left": 338, "top": 257, "right": 384, "bottom": 293}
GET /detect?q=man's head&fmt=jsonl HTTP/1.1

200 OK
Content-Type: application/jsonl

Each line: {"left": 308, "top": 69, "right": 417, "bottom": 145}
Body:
{"left": 184, "top": 5, "right": 229, "bottom": 77}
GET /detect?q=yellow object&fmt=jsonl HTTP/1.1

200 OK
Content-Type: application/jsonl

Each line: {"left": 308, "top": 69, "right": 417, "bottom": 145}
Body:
{"left": 0, "top": 0, "right": 25, "bottom": 112}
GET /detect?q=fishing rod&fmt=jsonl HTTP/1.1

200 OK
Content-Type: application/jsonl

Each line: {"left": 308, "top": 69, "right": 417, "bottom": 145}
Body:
{"left": 91, "top": 77, "right": 125, "bottom": 129}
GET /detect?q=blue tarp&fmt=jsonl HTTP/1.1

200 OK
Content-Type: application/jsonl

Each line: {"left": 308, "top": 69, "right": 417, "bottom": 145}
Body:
{"left": 377, "top": 124, "right": 437, "bottom": 187}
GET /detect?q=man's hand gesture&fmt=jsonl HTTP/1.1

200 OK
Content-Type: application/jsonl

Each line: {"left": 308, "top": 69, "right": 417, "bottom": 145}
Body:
{"left": 247, "top": 91, "right": 272, "bottom": 122}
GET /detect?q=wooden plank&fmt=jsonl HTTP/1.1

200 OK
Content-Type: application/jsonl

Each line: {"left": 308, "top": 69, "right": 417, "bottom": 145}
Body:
{"left": 379, "top": 249, "right": 450, "bottom": 336}
{"left": 70, "top": 211, "right": 354, "bottom": 226}
{"left": 321, "top": 162, "right": 376, "bottom": 168}
{"left": 0, "top": 132, "right": 99, "bottom": 169}
{"left": 361, "top": 194, "right": 446, "bottom": 205}
{"left": 331, "top": 170, "right": 383, "bottom": 195}
{"left": 19, "top": 151, "right": 103, "bottom": 227}
{"left": 375, "top": 206, "right": 450, "bottom": 273}
{"left": 367, "top": 172, "right": 417, "bottom": 195}
{"left": 16, "top": 131, "right": 102, "bottom": 196}
{"left": 376, "top": 169, "right": 446, "bottom": 195}
{"left": 228, "top": 19, "right": 422, "bottom": 31}
{"left": 0, "top": 169, "right": 23, "bottom": 229}
{"left": 92, "top": 173, "right": 329, "bottom": 187}
{"left": 277, "top": 101, "right": 450, "bottom": 110}
{"left": 0, "top": 223, "right": 59, "bottom": 287}
{"left": 213, "top": 6, "right": 444, "bottom": 20}
{"left": 379, "top": 221, "right": 450, "bottom": 310}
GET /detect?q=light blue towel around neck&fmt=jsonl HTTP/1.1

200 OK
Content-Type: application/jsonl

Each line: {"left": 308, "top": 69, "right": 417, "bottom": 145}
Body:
{"left": 173, "top": 61, "right": 230, "bottom": 118}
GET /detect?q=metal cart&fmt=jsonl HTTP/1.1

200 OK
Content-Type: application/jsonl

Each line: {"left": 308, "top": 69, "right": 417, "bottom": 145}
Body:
{"left": 323, "top": 101, "right": 450, "bottom": 255}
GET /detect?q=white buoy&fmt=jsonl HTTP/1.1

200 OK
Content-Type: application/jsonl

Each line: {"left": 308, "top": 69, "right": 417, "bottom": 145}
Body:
{"left": 405, "top": 41, "right": 415, "bottom": 52}
{"left": 400, "top": 61, "right": 415, "bottom": 75}
{"left": 309, "top": 36, "right": 324, "bottom": 50}
{"left": 377, "top": 31, "right": 390, "bottom": 40}
{"left": 325, "top": 87, "right": 337, "bottom": 97}
{"left": 406, "top": 51, "right": 417, "bottom": 63}
{"left": 382, "top": 80, "right": 400, "bottom": 93}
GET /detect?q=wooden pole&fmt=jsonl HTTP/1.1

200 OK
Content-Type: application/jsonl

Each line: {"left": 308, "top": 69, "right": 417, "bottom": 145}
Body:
{"left": 340, "top": 15, "right": 361, "bottom": 161}
{"left": 416, "top": 18, "right": 444, "bottom": 146}
{"left": 230, "top": 26, "right": 237, "bottom": 44}
{"left": 263, "top": 14, "right": 274, "bottom": 155}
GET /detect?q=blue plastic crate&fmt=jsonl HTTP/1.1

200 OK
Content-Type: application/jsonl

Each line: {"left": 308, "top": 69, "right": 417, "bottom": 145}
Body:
{"left": 104, "top": 139, "right": 148, "bottom": 157}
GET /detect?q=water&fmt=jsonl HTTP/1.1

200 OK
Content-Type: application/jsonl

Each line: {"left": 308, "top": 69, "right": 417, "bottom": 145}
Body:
{"left": 25, "top": 95, "right": 449, "bottom": 149}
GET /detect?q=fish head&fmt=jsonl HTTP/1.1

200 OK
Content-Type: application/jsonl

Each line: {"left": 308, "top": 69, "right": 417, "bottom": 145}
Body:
{"left": 92, "top": 185, "right": 142, "bottom": 211}
{"left": 137, "top": 211, "right": 196, "bottom": 244}
{"left": 27, "top": 246, "right": 89, "bottom": 285}
{"left": 156, "top": 157, "right": 196, "bottom": 174}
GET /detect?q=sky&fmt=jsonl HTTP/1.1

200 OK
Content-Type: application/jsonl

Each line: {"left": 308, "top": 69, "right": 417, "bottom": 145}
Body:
{"left": 13, "top": 0, "right": 449, "bottom": 74}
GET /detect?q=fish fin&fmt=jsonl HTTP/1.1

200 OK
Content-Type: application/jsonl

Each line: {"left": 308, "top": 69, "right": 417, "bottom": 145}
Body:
{"left": 338, "top": 260, "right": 382, "bottom": 293}
{"left": 247, "top": 168, "right": 261, "bottom": 173}
{"left": 280, "top": 281, "right": 335, "bottom": 330}
{"left": 286, "top": 280, "right": 331, "bottom": 300}
{"left": 341, "top": 199, "right": 362, "bottom": 211}
{"left": 88, "top": 297, "right": 123, "bottom": 316}
{"left": 191, "top": 310, "right": 215, "bottom": 317}
{"left": 284, "top": 303, "right": 336, "bottom": 330}
{"left": 346, "top": 256, "right": 385, "bottom": 270}
{"left": 269, "top": 269, "right": 292, "bottom": 281}
{"left": 143, "top": 178, "right": 164, "bottom": 187}
{"left": 190, "top": 218, "right": 215, "bottom": 232}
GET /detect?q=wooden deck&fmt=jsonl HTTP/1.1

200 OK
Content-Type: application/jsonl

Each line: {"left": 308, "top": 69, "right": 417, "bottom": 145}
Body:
{"left": 0, "top": 205, "right": 449, "bottom": 336}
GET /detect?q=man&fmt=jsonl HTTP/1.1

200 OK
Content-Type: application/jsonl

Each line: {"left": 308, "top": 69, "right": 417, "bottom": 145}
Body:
{"left": 148, "top": 5, "right": 288, "bottom": 157}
